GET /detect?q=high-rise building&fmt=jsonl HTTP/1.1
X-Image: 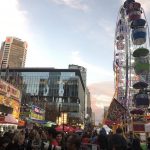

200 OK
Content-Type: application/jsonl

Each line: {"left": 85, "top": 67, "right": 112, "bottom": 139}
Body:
{"left": 0, "top": 37, "right": 28, "bottom": 68}
{"left": 68, "top": 64, "right": 87, "bottom": 87}
{"left": 104, "top": 106, "right": 109, "bottom": 119}
{"left": 91, "top": 112, "right": 95, "bottom": 125}
{"left": 1, "top": 68, "right": 85, "bottom": 125}
{"left": 85, "top": 88, "right": 92, "bottom": 122}
{"left": 84, "top": 88, "right": 92, "bottom": 126}
{"left": 68, "top": 64, "right": 87, "bottom": 123}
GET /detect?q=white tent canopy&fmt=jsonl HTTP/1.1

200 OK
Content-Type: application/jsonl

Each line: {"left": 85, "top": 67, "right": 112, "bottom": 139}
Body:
{"left": 97, "top": 124, "right": 112, "bottom": 134}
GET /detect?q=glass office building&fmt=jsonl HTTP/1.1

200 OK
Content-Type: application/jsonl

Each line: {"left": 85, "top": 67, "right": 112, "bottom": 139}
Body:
{"left": 1, "top": 68, "right": 85, "bottom": 125}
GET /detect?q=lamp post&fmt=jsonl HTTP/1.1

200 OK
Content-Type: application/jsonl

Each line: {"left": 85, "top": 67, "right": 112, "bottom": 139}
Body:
{"left": 63, "top": 112, "right": 64, "bottom": 132}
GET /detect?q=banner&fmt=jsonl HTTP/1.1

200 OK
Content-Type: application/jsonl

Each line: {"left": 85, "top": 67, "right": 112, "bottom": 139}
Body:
{"left": 105, "top": 98, "right": 126, "bottom": 125}
{"left": 0, "top": 79, "right": 21, "bottom": 101}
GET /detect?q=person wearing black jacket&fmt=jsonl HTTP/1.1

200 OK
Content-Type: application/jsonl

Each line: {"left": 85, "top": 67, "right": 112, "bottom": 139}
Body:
{"left": 6, "top": 131, "right": 25, "bottom": 150}
{"left": 110, "top": 128, "right": 127, "bottom": 150}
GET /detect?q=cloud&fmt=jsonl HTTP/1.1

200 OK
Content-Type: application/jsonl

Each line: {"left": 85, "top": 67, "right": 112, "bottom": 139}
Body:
{"left": 97, "top": 19, "right": 114, "bottom": 38}
{"left": 0, "top": 0, "right": 30, "bottom": 41}
{"left": 70, "top": 51, "right": 114, "bottom": 84}
{"left": 50, "top": 0, "right": 89, "bottom": 11}
{"left": 136, "top": 0, "right": 150, "bottom": 14}
{"left": 88, "top": 81, "right": 114, "bottom": 124}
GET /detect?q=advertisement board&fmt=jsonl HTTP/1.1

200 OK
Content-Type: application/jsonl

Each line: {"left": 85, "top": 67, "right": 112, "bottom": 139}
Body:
{"left": 30, "top": 105, "right": 45, "bottom": 120}
{"left": 133, "top": 123, "right": 145, "bottom": 132}
{"left": 30, "top": 111, "right": 45, "bottom": 120}
{"left": 20, "top": 105, "right": 45, "bottom": 121}
{"left": 0, "top": 80, "right": 21, "bottom": 101}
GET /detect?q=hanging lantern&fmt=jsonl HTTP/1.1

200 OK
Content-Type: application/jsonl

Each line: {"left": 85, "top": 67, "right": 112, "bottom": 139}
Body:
{"left": 133, "top": 47, "right": 149, "bottom": 57}
{"left": 131, "top": 19, "right": 146, "bottom": 29}
{"left": 134, "top": 93, "right": 149, "bottom": 107}
{"left": 132, "top": 28, "right": 146, "bottom": 45}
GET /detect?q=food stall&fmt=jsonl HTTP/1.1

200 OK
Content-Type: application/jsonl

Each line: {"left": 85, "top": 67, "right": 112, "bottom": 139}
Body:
{"left": 0, "top": 79, "right": 21, "bottom": 132}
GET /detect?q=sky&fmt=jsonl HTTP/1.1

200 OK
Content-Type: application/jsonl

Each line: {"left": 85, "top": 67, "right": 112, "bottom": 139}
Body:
{"left": 0, "top": 0, "right": 150, "bottom": 124}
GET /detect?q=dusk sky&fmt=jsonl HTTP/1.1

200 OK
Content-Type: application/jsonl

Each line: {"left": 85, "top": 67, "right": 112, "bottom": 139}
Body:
{"left": 0, "top": 0, "right": 150, "bottom": 124}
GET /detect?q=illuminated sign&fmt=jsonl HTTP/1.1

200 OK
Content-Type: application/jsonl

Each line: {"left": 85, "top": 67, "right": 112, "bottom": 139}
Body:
{"left": 30, "top": 112, "right": 45, "bottom": 120}
{"left": 0, "top": 95, "right": 20, "bottom": 119}
{"left": 0, "top": 80, "right": 21, "bottom": 101}
{"left": 5, "top": 37, "right": 12, "bottom": 43}
{"left": 32, "top": 105, "right": 45, "bottom": 114}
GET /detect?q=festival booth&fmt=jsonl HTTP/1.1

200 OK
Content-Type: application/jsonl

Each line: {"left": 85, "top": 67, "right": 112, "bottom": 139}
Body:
{"left": 130, "top": 108, "right": 145, "bottom": 132}
{"left": 0, "top": 79, "right": 21, "bottom": 132}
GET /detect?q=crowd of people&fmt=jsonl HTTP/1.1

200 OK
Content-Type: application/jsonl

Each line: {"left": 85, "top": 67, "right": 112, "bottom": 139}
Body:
{"left": 0, "top": 126, "right": 81, "bottom": 150}
{"left": 0, "top": 126, "right": 150, "bottom": 150}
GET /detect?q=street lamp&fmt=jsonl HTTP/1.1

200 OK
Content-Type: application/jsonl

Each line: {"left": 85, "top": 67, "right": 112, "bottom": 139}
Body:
{"left": 61, "top": 112, "right": 67, "bottom": 131}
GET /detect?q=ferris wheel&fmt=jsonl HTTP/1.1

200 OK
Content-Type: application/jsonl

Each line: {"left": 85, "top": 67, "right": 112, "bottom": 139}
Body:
{"left": 104, "top": 0, "right": 150, "bottom": 127}
{"left": 104, "top": 0, "right": 150, "bottom": 128}
{"left": 114, "top": 0, "right": 150, "bottom": 109}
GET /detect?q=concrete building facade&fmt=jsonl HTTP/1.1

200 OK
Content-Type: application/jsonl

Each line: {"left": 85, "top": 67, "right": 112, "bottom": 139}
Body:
{"left": 0, "top": 37, "right": 27, "bottom": 68}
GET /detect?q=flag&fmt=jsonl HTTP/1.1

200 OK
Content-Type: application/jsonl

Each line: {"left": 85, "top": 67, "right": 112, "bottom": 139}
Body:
{"left": 104, "top": 98, "right": 126, "bottom": 125}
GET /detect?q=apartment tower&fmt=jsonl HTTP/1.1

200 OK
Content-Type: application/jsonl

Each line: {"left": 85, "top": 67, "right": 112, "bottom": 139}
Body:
{"left": 0, "top": 37, "right": 28, "bottom": 68}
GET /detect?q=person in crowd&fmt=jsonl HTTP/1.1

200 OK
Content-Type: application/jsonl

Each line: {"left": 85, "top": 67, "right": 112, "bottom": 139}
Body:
{"left": 66, "top": 134, "right": 81, "bottom": 150}
{"left": 40, "top": 130, "right": 48, "bottom": 150}
{"left": 6, "top": 131, "right": 25, "bottom": 150}
{"left": 97, "top": 127, "right": 108, "bottom": 150}
{"left": 26, "top": 129, "right": 37, "bottom": 150}
{"left": 90, "top": 130, "right": 98, "bottom": 144}
{"left": 147, "top": 137, "right": 150, "bottom": 150}
{"left": 126, "top": 131, "right": 134, "bottom": 150}
{"left": 131, "top": 134, "right": 142, "bottom": 150}
{"left": 3, "top": 130, "right": 14, "bottom": 142}
{"left": 31, "top": 131, "right": 42, "bottom": 150}
{"left": 81, "top": 132, "right": 90, "bottom": 144}
{"left": 111, "top": 127, "right": 127, "bottom": 150}
{"left": 0, "top": 137, "right": 10, "bottom": 150}
{"left": 107, "top": 131, "right": 113, "bottom": 150}
{"left": 47, "top": 127, "right": 63, "bottom": 150}
{"left": 47, "top": 131, "right": 64, "bottom": 150}
{"left": 55, "top": 132, "right": 64, "bottom": 147}
{"left": 47, "top": 127, "right": 57, "bottom": 145}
